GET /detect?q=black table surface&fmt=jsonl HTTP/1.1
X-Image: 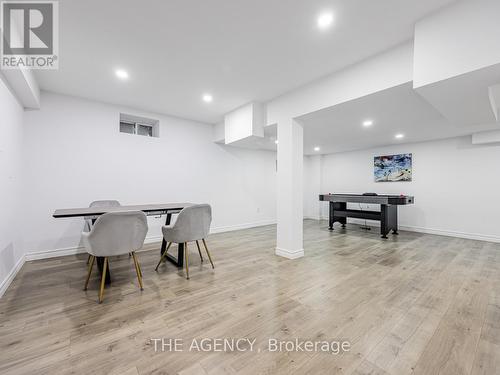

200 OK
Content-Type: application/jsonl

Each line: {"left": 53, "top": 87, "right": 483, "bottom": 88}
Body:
{"left": 319, "top": 194, "right": 414, "bottom": 205}
{"left": 53, "top": 203, "right": 193, "bottom": 218}
{"left": 321, "top": 193, "right": 408, "bottom": 197}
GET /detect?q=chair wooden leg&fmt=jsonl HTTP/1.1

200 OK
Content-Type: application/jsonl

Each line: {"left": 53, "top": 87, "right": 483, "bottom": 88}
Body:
{"left": 184, "top": 242, "right": 190, "bottom": 279}
{"left": 136, "top": 252, "right": 143, "bottom": 278}
{"left": 84, "top": 255, "right": 95, "bottom": 290}
{"left": 132, "top": 252, "right": 144, "bottom": 290}
{"left": 202, "top": 239, "right": 215, "bottom": 269}
{"left": 196, "top": 240, "right": 204, "bottom": 262}
{"left": 98, "top": 257, "right": 108, "bottom": 303}
{"left": 87, "top": 254, "right": 91, "bottom": 265}
{"left": 155, "top": 242, "right": 172, "bottom": 271}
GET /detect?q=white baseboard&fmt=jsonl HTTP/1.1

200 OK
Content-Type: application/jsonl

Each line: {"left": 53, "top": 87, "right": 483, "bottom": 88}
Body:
{"left": 22, "top": 219, "right": 277, "bottom": 262}
{"left": 304, "top": 215, "right": 321, "bottom": 221}
{"left": 319, "top": 217, "right": 500, "bottom": 243}
{"left": 0, "top": 219, "right": 277, "bottom": 299}
{"left": 0, "top": 255, "right": 25, "bottom": 298}
{"left": 143, "top": 235, "right": 163, "bottom": 245}
{"left": 275, "top": 247, "right": 305, "bottom": 259}
{"left": 26, "top": 217, "right": 498, "bottom": 262}
{"left": 25, "top": 245, "right": 86, "bottom": 261}
{"left": 7, "top": 217, "right": 499, "bottom": 299}
{"left": 211, "top": 219, "right": 276, "bottom": 234}
{"left": 399, "top": 225, "right": 500, "bottom": 243}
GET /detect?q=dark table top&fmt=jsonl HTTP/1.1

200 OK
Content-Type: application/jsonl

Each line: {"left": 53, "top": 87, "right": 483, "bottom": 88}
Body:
{"left": 319, "top": 194, "right": 414, "bottom": 205}
{"left": 53, "top": 203, "right": 193, "bottom": 218}
{"left": 321, "top": 193, "right": 407, "bottom": 197}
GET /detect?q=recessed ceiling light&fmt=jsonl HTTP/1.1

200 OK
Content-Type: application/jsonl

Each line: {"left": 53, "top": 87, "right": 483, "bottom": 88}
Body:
{"left": 115, "top": 69, "right": 129, "bottom": 80}
{"left": 202, "top": 94, "right": 213, "bottom": 103}
{"left": 317, "top": 12, "right": 334, "bottom": 30}
{"left": 363, "top": 120, "right": 374, "bottom": 127}
{"left": 395, "top": 133, "right": 405, "bottom": 139}
{"left": 314, "top": 146, "right": 321, "bottom": 151}
{"left": 274, "top": 140, "right": 279, "bottom": 145}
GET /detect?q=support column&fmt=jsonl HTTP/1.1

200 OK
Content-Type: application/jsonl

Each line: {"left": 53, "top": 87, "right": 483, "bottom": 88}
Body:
{"left": 276, "top": 118, "right": 304, "bottom": 259}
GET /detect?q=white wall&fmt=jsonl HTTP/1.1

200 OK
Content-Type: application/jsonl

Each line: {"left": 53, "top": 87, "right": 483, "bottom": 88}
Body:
{"left": 0, "top": 76, "right": 25, "bottom": 295}
{"left": 303, "top": 155, "right": 321, "bottom": 219}
{"left": 0, "top": 17, "right": 40, "bottom": 109}
{"left": 275, "top": 118, "right": 304, "bottom": 258}
{"left": 267, "top": 43, "right": 413, "bottom": 125}
{"left": 224, "top": 103, "right": 254, "bottom": 144}
{"left": 414, "top": 0, "right": 500, "bottom": 88}
{"left": 224, "top": 102, "right": 265, "bottom": 145}
{"left": 21, "top": 92, "right": 277, "bottom": 257}
{"left": 316, "top": 136, "right": 500, "bottom": 242}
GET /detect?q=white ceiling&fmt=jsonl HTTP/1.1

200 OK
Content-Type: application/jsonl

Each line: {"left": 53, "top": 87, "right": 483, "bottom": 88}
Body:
{"left": 415, "top": 63, "right": 500, "bottom": 127}
{"left": 298, "top": 83, "right": 498, "bottom": 155}
{"left": 35, "top": 0, "right": 457, "bottom": 124}
{"left": 224, "top": 124, "right": 278, "bottom": 150}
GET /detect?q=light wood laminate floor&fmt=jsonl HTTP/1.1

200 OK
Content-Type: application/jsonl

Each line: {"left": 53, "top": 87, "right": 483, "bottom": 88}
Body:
{"left": 1, "top": 220, "right": 499, "bottom": 375}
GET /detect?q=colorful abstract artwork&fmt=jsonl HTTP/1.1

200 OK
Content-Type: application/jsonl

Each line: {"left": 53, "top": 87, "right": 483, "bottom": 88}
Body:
{"left": 374, "top": 154, "right": 412, "bottom": 182}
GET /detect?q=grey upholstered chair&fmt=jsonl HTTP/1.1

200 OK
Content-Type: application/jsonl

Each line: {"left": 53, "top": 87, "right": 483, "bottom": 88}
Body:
{"left": 84, "top": 200, "right": 121, "bottom": 232}
{"left": 82, "top": 211, "right": 148, "bottom": 303}
{"left": 84, "top": 200, "right": 121, "bottom": 264}
{"left": 155, "top": 204, "right": 214, "bottom": 279}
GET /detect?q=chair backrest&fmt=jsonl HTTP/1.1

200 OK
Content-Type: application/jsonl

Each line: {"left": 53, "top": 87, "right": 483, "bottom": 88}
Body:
{"left": 84, "top": 200, "right": 122, "bottom": 231}
{"left": 90, "top": 200, "right": 121, "bottom": 208}
{"left": 172, "top": 204, "right": 212, "bottom": 242}
{"left": 85, "top": 211, "right": 148, "bottom": 256}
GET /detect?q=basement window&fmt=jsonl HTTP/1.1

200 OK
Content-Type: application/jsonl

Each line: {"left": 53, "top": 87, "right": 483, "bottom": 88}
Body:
{"left": 119, "top": 121, "right": 135, "bottom": 134}
{"left": 119, "top": 113, "right": 159, "bottom": 138}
